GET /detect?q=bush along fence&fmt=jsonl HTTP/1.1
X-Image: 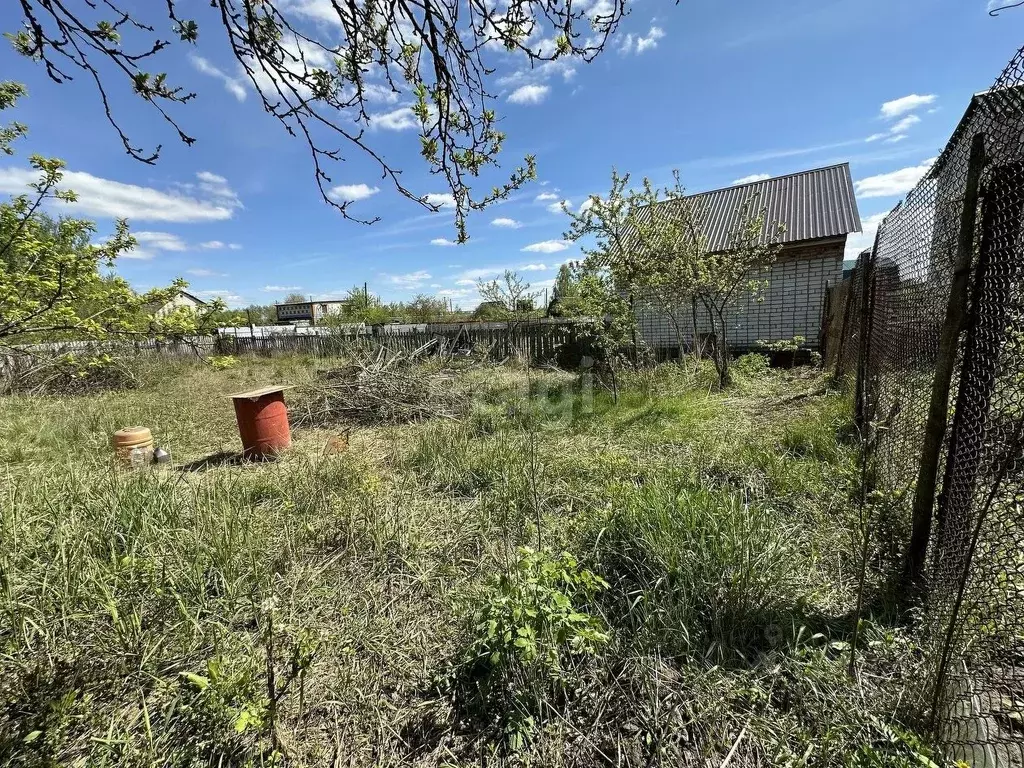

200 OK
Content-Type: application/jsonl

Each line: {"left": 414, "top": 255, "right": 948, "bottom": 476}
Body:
{"left": 836, "top": 45, "right": 1024, "bottom": 766}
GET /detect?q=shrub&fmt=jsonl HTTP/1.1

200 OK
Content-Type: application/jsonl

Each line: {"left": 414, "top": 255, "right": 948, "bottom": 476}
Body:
{"left": 208, "top": 355, "right": 239, "bottom": 370}
{"left": 756, "top": 335, "right": 807, "bottom": 353}
{"left": 732, "top": 352, "right": 770, "bottom": 379}
{"left": 5, "top": 352, "right": 138, "bottom": 395}
{"left": 450, "top": 548, "right": 609, "bottom": 746}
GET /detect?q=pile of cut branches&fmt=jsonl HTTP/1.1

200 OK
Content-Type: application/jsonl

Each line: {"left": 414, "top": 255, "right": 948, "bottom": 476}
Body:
{"left": 0, "top": 350, "right": 139, "bottom": 395}
{"left": 295, "top": 342, "right": 468, "bottom": 426}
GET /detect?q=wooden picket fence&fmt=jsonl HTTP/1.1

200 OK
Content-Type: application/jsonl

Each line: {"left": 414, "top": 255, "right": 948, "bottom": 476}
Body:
{"left": 1, "top": 321, "right": 588, "bottom": 381}
{"left": 215, "top": 320, "right": 583, "bottom": 363}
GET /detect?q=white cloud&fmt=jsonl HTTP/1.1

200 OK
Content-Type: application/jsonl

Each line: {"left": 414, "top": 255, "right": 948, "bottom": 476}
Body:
{"left": 522, "top": 240, "right": 570, "bottom": 254}
{"left": 329, "top": 183, "right": 380, "bottom": 202}
{"left": 190, "top": 55, "right": 247, "bottom": 102}
{"left": 497, "top": 59, "right": 576, "bottom": 91}
{"left": 844, "top": 212, "right": 887, "bottom": 261}
{"left": 535, "top": 192, "right": 560, "bottom": 202}
{"left": 0, "top": 168, "right": 242, "bottom": 222}
{"left": 547, "top": 199, "right": 570, "bottom": 214}
{"left": 423, "top": 193, "right": 456, "bottom": 208}
{"left": 456, "top": 266, "right": 508, "bottom": 281}
{"left": 120, "top": 248, "right": 155, "bottom": 261}
{"left": 579, "top": 197, "right": 599, "bottom": 213}
{"left": 387, "top": 270, "right": 432, "bottom": 289}
{"left": 732, "top": 173, "right": 771, "bottom": 185}
{"left": 520, "top": 263, "right": 549, "bottom": 271}
{"left": 198, "top": 289, "right": 244, "bottom": 307}
{"left": 620, "top": 24, "right": 666, "bottom": 54}
{"left": 187, "top": 268, "right": 226, "bottom": 277}
{"left": 508, "top": 84, "right": 550, "bottom": 105}
{"left": 437, "top": 288, "right": 474, "bottom": 298}
{"left": 358, "top": 83, "right": 400, "bottom": 104}
{"left": 431, "top": 237, "right": 457, "bottom": 246}
{"left": 198, "top": 240, "right": 241, "bottom": 250}
{"left": 864, "top": 95, "right": 937, "bottom": 144}
{"left": 134, "top": 231, "right": 188, "bottom": 251}
{"left": 368, "top": 106, "right": 419, "bottom": 131}
{"left": 880, "top": 94, "right": 937, "bottom": 119}
{"left": 491, "top": 217, "right": 522, "bottom": 228}
{"left": 889, "top": 114, "right": 921, "bottom": 137}
{"left": 636, "top": 25, "right": 666, "bottom": 53}
{"left": 854, "top": 158, "right": 936, "bottom": 198}
{"left": 189, "top": 171, "right": 243, "bottom": 210}
{"left": 263, "top": 285, "right": 303, "bottom": 292}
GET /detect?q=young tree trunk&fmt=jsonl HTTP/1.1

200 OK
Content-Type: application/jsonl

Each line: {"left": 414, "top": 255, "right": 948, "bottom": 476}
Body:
{"left": 715, "top": 307, "right": 732, "bottom": 387}
{"left": 670, "top": 311, "right": 686, "bottom": 363}
{"left": 690, "top": 296, "right": 702, "bottom": 361}
{"left": 701, "top": 300, "right": 730, "bottom": 389}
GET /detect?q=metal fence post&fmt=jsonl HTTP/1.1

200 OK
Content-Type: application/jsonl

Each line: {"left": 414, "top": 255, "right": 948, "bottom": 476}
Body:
{"left": 853, "top": 242, "right": 879, "bottom": 433}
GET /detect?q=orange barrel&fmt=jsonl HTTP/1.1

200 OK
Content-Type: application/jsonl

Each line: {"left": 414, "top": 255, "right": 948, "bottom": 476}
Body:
{"left": 230, "top": 387, "right": 293, "bottom": 459}
{"left": 113, "top": 426, "right": 154, "bottom": 466}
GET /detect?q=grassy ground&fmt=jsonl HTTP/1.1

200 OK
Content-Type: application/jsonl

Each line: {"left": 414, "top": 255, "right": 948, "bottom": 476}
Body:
{"left": 0, "top": 354, "right": 935, "bottom": 767}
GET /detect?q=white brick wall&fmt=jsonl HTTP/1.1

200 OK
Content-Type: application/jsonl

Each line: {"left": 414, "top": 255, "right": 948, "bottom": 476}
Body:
{"left": 635, "top": 238, "right": 845, "bottom": 352}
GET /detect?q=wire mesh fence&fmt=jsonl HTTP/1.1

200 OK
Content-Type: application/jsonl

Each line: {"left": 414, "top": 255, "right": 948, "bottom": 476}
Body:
{"left": 842, "top": 44, "right": 1024, "bottom": 765}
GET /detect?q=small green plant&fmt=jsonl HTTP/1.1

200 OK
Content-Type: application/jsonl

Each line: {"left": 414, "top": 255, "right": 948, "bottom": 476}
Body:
{"left": 453, "top": 548, "right": 609, "bottom": 747}
{"left": 732, "top": 352, "right": 771, "bottom": 378}
{"left": 209, "top": 355, "right": 239, "bottom": 370}
{"left": 468, "top": 548, "right": 609, "bottom": 671}
{"left": 757, "top": 335, "right": 807, "bottom": 353}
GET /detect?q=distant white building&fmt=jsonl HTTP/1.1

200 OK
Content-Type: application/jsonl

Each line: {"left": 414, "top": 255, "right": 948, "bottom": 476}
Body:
{"left": 152, "top": 290, "right": 208, "bottom": 319}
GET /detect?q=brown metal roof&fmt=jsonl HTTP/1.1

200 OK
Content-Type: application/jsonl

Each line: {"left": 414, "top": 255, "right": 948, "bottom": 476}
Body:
{"left": 644, "top": 162, "right": 862, "bottom": 252}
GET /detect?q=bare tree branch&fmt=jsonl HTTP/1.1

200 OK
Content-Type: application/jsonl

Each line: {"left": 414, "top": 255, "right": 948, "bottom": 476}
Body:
{"left": 8, "top": 0, "right": 634, "bottom": 238}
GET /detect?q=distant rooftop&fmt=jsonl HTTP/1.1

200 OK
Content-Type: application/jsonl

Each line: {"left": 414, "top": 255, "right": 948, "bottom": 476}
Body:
{"left": 646, "top": 163, "right": 862, "bottom": 251}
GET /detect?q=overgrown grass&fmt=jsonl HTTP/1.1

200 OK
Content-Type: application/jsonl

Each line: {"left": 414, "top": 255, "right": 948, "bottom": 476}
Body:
{"left": 0, "top": 355, "right": 938, "bottom": 766}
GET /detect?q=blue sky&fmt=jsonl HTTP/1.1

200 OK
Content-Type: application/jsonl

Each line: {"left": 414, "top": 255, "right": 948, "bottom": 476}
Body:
{"left": 0, "top": 0, "right": 1020, "bottom": 309}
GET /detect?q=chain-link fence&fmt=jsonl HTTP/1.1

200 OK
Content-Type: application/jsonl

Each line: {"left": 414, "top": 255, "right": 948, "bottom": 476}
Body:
{"left": 841, "top": 45, "right": 1024, "bottom": 765}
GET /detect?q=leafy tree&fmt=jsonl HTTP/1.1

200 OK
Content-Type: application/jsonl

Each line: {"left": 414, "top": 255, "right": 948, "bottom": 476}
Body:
{"left": 476, "top": 270, "right": 538, "bottom": 319}
{"left": 691, "top": 200, "right": 784, "bottom": 387}
{"left": 405, "top": 294, "right": 451, "bottom": 323}
{"left": 566, "top": 168, "right": 784, "bottom": 388}
{"left": 282, "top": 292, "right": 308, "bottom": 304}
{"left": 238, "top": 304, "right": 276, "bottom": 325}
{"left": 560, "top": 261, "right": 635, "bottom": 401}
{"left": 547, "top": 263, "right": 577, "bottom": 316}
{"left": 0, "top": 82, "right": 216, "bottom": 350}
{"left": 566, "top": 170, "right": 699, "bottom": 362}
{"left": 8, "top": 1, "right": 636, "bottom": 239}
{"left": 339, "top": 286, "right": 392, "bottom": 325}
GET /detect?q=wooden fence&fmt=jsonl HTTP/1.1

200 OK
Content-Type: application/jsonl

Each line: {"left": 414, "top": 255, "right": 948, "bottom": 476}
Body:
{"left": 1, "top": 321, "right": 587, "bottom": 378}
{"left": 215, "top": 320, "right": 582, "bottom": 363}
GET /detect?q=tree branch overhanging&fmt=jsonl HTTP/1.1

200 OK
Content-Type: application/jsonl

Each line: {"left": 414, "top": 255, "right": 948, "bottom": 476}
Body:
{"left": 8, "top": 0, "right": 635, "bottom": 238}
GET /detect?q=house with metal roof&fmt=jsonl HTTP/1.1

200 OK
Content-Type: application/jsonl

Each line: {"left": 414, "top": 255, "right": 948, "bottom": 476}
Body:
{"left": 634, "top": 162, "right": 862, "bottom": 353}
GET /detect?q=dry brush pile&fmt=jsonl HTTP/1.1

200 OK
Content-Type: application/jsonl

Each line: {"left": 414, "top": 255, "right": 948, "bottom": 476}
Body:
{"left": 294, "top": 343, "right": 473, "bottom": 426}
